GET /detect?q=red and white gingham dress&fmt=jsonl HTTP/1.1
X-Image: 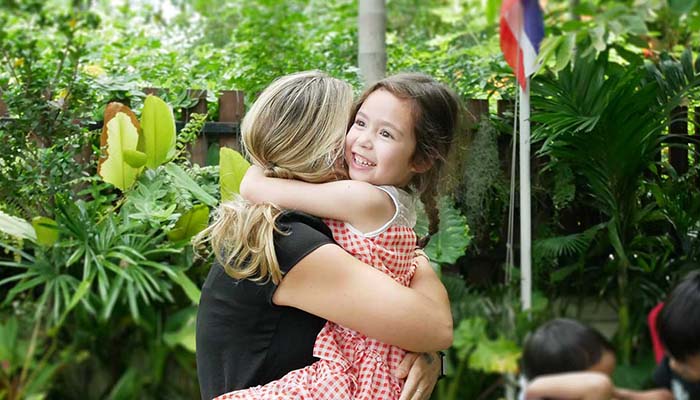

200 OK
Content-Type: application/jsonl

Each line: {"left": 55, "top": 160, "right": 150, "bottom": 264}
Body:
{"left": 216, "top": 186, "right": 418, "bottom": 400}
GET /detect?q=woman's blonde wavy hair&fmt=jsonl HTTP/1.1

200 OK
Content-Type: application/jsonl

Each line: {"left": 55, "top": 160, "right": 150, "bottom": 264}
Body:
{"left": 195, "top": 71, "right": 353, "bottom": 284}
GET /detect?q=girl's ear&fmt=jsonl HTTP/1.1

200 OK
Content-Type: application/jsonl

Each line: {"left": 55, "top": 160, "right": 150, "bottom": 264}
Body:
{"left": 411, "top": 158, "right": 433, "bottom": 174}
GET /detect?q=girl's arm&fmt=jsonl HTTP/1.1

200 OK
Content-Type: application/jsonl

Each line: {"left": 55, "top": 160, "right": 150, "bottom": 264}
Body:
{"left": 240, "top": 165, "right": 394, "bottom": 232}
{"left": 525, "top": 372, "right": 613, "bottom": 400}
{"left": 272, "top": 243, "right": 454, "bottom": 352}
{"left": 612, "top": 387, "right": 673, "bottom": 400}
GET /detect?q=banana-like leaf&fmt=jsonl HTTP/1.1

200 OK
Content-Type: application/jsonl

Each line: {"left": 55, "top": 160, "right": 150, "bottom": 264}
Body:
{"left": 98, "top": 103, "right": 143, "bottom": 191}
{"left": 167, "top": 204, "right": 210, "bottom": 242}
{"left": 31, "top": 216, "right": 58, "bottom": 246}
{"left": 0, "top": 210, "right": 36, "bottom": 242}
{"left": 140, "top": 95, "right": 176, "bottom": 169}
{"left": 219, "top": 147, "right": 251, "bottom": 201}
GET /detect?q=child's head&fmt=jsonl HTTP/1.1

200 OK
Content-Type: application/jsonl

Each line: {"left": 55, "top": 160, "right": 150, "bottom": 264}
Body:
{"left": 242, "top": 70, "right": 353, "bottom": 184}
{"left": 658, "top": 271, "right": 700, "bottom": 382}
{"left": 522, "top": 318, "right": 616, "bottom": 380}
{"left": 347, "top": 73, "right": 461, "bottom": 235}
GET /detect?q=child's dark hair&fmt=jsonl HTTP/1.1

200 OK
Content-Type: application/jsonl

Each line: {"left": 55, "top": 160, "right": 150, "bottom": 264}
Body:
{"left": 658, "top": 270, "right": 700, "bottom": 361}
{"left": 351, "top": 73, "right": 462, "bottom": 243}
{"left": 522, "top": 318, "right": 614, "bottom": 380}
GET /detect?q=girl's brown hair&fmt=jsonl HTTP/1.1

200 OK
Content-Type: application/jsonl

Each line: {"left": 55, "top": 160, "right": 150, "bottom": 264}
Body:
{"left": 352, "top": 73, "right": 462, "bottom": 242}
{"left": 194, "top": 71, "right": 353, "bottom": 284}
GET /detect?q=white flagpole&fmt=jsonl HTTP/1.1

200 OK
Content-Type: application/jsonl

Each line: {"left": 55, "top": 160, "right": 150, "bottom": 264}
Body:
{"left": 519, "top": 79, "right": 532, "bottom": 311}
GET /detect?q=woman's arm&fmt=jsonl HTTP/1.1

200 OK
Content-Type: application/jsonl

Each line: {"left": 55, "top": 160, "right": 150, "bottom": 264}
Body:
{"left": 272, "top": 244, "right": 453, "bottom": 352}
{"left": 240, "top": 165, "right": 394, "bottom": 231}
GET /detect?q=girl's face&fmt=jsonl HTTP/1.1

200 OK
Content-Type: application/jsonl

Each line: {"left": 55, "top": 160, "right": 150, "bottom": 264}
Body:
{"left": 345, "top": 89, "right": 422, "bottom": 187}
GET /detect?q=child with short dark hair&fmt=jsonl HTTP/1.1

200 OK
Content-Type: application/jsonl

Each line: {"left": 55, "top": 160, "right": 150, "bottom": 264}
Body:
{"left": 520, "top": 318, "right": 616, "bottom": 400}
{"left": 521, "top": 318, "right": 673, "bottom": 400}
{"left": 654, "top": 270, "right": 700, "bottom": 399}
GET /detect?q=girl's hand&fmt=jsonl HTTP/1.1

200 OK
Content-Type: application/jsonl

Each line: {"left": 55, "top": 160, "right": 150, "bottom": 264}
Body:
{"left": 395, "top": 352, "right": 440, "bottom": 400}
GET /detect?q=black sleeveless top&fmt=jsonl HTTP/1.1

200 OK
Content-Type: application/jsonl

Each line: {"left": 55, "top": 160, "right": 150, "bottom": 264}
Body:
{"left": 195, "top": 212, "right": 335, "bottom": 399}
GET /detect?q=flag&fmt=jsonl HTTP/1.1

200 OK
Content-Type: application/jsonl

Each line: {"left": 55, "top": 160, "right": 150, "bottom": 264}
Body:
{"left": 500, "top": 0, "right": 545, "bottom": 89}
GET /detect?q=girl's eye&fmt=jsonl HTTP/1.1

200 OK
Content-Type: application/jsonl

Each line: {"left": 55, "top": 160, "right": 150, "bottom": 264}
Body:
{"left": 354, "top": 119, "right": 366, "bottom": 127}
{"left": 379, "top": 129, "right": 393, "bottom": 139}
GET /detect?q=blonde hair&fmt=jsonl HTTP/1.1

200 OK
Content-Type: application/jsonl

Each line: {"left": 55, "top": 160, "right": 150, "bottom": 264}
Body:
{"left": 195, "top": 71, "right": 353, "bottom": 284}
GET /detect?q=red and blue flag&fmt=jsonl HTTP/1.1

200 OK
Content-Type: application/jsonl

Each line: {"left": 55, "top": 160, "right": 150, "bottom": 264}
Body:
{"left": 500, "top": 0, "right": 545, "bottom": 89}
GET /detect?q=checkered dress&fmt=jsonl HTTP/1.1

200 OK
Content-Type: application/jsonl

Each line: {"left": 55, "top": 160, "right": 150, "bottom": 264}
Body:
{"left": 216, "top": 186, "right": 418, "bottom": 400}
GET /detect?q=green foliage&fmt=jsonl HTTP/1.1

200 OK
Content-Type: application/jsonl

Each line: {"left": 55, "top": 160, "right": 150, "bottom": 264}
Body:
{"left": 0, "top": 1, "right": 100, "bottom": 217}
{"left": 531, "top": 49, "right": 700, "bottom": 362}
{"left": 423, "top": 197, "right": 472, "bottom": 265}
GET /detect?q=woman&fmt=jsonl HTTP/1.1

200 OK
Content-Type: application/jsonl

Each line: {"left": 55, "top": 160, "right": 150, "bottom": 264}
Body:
{"left": 195, "top": 71, "right": 452, "bottom": 400}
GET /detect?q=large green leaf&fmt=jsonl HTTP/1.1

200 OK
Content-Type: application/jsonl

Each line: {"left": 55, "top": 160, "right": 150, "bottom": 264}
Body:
{"left": 424, "top": 197, "right": 471, "bottom": 264}
{"left": 140, "top": 95, "right": 176, "bottom": 169}
{"left": 98, "top": 103, "right": 143, "bottom": 191}
{"left": 219, "top": 147, "right": 251, "bottom": 201}
{"left": 0, "top": 210, "right": 36, "bottom": 241}
{"left": 167, "top": 204, "right": 210, "bottom": 242}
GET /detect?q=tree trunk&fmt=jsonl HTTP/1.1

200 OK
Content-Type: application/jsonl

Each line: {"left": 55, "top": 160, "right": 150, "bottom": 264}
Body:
{"left": 358, "top": 0, "right": 386, "bottom": 86}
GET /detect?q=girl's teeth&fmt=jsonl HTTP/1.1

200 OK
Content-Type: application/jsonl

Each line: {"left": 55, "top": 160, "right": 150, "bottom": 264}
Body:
{"left": 354, "top": 154, "right": 375, "bottom": 167}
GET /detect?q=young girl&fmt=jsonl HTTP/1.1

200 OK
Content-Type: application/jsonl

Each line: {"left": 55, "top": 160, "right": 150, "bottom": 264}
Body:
{"left": 218, "top": 73, "right": 461, "bottom": 399}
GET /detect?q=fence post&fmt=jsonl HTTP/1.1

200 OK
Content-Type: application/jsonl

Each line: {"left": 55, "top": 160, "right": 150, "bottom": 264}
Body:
{"left": 218, "top": 90, "right": 245, "bottom": 151}
{"left": 184, "top": 89, "right": 208, "bottom": 166}
{"left": 669, "top": 106, "right": 689, "bottom": 175}
{"left": 465, "top": 99, "right": 489, "bottom": 129}
{"left": 0, "top": 94, "right": 7, "bottom": 117}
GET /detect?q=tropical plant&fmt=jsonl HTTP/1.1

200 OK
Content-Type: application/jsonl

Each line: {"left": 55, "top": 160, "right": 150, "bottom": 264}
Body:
{"left": 530, "top": 48, "right": 700, "bottom": 362}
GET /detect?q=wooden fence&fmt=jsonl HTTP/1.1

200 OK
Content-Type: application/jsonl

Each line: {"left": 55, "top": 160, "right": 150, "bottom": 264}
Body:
{"left": 0, "top": 90, "right": 697, "bottom": 172}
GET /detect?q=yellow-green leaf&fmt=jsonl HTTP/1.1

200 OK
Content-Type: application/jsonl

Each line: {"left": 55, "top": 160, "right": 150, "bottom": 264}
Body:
{"left": 140, "top": 95, "right": 176, "bottom": 169}
{"left": 167, "top": 204, "right": 210, "bottom": 242}
{"left": 219, "top": 147, "right": 250, "bottom": 202}
{"left": 469, "top": 337, "right": 521, "bottom": 374}
{"left": 123, "top": 149, "right": 147, "bottom": 168}
{"left": 31, "top": 216, "right": 58, "bottom": 246}
{"left": 98, "top": 103, "right": 142, "bottom": 191}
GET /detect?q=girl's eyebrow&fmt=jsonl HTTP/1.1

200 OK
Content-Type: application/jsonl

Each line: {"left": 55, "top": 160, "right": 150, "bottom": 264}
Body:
{"left": 356, "top": 111, "right": 406, "bottom": 138}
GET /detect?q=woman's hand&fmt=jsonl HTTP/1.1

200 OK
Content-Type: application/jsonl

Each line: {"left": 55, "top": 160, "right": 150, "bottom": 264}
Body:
{"left": 395, "top": 352, "right": 440, "bottom": 400}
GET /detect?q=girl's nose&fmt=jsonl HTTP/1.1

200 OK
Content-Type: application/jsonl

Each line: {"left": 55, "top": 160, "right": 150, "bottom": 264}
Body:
{"left": 356, "top": 130, "right": 373, "bottom": 148}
